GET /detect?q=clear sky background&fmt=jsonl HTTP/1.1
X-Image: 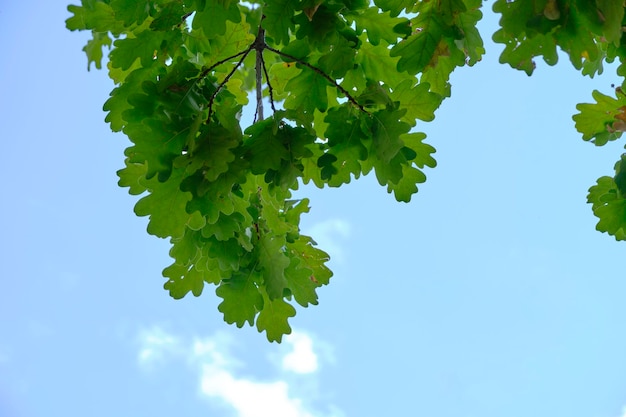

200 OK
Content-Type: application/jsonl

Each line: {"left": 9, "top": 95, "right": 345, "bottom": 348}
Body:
{"left": 2, "top": 2, "right": 626, "bottom": 417}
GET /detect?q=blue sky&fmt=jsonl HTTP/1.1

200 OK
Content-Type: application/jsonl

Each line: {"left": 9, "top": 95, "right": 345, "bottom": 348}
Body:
{"left": 2, "top": 2, "right": 626, "bottom": 417}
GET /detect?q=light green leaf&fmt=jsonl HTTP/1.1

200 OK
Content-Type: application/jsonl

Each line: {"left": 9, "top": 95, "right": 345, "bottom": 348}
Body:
{"left": 597, "top": 0, "right": 625, "bottom": 44}
{"left": 66, "top": 2, "right": 123, "bottom": 33}
{"left": 256, "top": 296, "right": 296, "bottom": 342}
{"left": 83, "top": 31, "right": 111, "bottom": 70}
{"left": 390, "top": 79, "right": 442, "bottom": 124}
{"left": 217, "top": 271, "right": 264, "bottom": 327}
{"left": 284, "top": 68, "right": 329, "bottom": 113}
{"left": 258, "top": 234, "right": 290, "bottom": 300}
{"left": 134, "top": 167, "right": 206, "bottom": 239}
{"left": 588, "top": 176, "right": 626, "bottom": 240}
{"left": 573, "top": 89, "right": 626, "bottom": 145}
{"left": 349, "top": 8, "right": 410, "bottom": 46}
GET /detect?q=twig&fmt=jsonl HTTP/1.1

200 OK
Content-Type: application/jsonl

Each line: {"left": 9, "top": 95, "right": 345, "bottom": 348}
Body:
{"left": 198, "top": 48, "right": 252, "bottom": 81}
{"left": 200, "top": 14, "right": 369, "bottom": 124}
{"left": 264, "top": 45, "right": 369, "bottom": 114}
{"left": 261, "top": 55, "right": 276, "bottom": 113}
{"left": 206, "top": 46, "right": 254, "bottom": 120}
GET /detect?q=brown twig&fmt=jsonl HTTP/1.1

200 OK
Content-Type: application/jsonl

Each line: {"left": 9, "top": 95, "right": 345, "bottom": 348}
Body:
{"left": 260, "top": 55, "right": 276, "bottom": 113}
{"left": 206, "top": 46, "right": 254, "bottom": 120}
{"left": 201, "top": 16, "right": 369, "bottom": 123}
{"left": 264, "top": 45, "right": 369, "bottom": 114}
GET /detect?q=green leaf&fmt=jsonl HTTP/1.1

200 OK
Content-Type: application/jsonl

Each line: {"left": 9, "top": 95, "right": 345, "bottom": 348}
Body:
{"left": 134, "top": 167, "right": 206, "bottom": 239}
{"left": 438, "top": 0, "right": 467, "bottom": 24}
{"left": 244, "top": 119, "right": 290, "bottom": 174}
{"left": 205, "top": 20, "right": 255, "bottom": 67}
{"left": 284, "top": 67, "right": 329, "bottom": 113}
{"left": 201, "top": 212, "right": 247, "bottom": 241}
{"left": 109, "top": 0, "right": 150, "bottom": 26}
{"left": 192, "top": 0, "right": 242, "bottom": 38}
{"left": 391, "top": 23, "right": 442, "bottom": 74}
{"left": 182, "top": 123, "right": 240, "bottom": 182}
{"left": 262, "top": 0, "right": 296, "bottom": 45}
{"left": 169, "top": 228, "right": 201, "bottom": 266}
{"left": 110, "top": 30, "right": 173, "bottom": 70}
{"left": 573, "top": 89, "right": 626, "bottom": 146}
{"left": 456, "top": 4, "right": 485, "bottom": 65}
{"left": 103, "top": 65, "right": 162, "bottom": 132}
{"left": 597, "top": 0, "right": 625, "bottom": 44}
{"left": 614, "top": 155, "right": 626, "bottom": 196}
{"left": 290, "top": 235, "right": 332, "bottom": 285}
{"left": 355, "top": 41, "right": 402, "bottom": 88}
{"left": 256, "top": 296, "right": 296, "bottom": 342}
{"left": 390, "top": 4, "right": 444, "bottom": 74}
{"left": 495, "top": 29, "right": 558, "bottom": 75}
{"left": 294, "top": 5, "right": 345, "bottom": 49}
{"left": 258, "top": 234, "right": 290, "bottom": 300}
{"left": 390, "top": 79, "right": 442, "bottom": 125}
{"left": 371, "top": 108, "right": 410, "bottom": 163}
{"left": 217, "top": 271, "right": 264, "bottom": 327}
{"left": 209, "top": 237, "right": 246, "bottom": 271}
{"left": 83, "top": 31, "right": 112, "bottom": 70}
{"left": 284, "top": 257, "right": 319, "bottom": 307}
{"left": 163, "top": 262, "right": 207, "bottom": 299}
{"left": 349, "top": 8, "right": 410, "bottom": 46}
{"left": 373, "top": 0, "right": 416, "bottom": 17}
{"left": 117, "top": 159, "right": 148, "bottom": 195}
{"left": 318, "top": 37, "right": 357, "bottom": 79}
{"left": 321, "top": 106, "right": 369, "bottom": 184}
{"left": 387, "top": 163, "right": 427, "bottom": 202}
{"left": 403, "top": 132, "right": 437, "bottom": 169}
{"left": 588, "top": 176, "right": 626, "bottom": 240}
{"left": 269, "top": 62, "right": 300, "bottom": 100}
{"left": 150, "top": 1, "right": 187, "bottom": 31}
{"left": 66, "top": 2, "right": 123, "bottom": 33}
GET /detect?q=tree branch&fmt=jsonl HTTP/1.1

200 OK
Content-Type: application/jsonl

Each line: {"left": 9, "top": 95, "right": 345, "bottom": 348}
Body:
{"left": 205, "top": 46, "right": 254, "bottom": 121}
{"left": 264, "top": 45, "right": 369, "bottom": 114}
{"left": 199, "top": 16, "right": 368, "bottom": 124}
{"left": 254, "top": 24, "right": 266, "bottom": 122}
{"left": 198, "top": 48, "right": 251, "bottom": 81}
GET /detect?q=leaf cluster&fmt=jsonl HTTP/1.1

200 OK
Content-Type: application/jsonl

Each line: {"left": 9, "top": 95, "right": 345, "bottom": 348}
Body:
{"left": 67, "top": 0, "right": 626, "bottom": 341}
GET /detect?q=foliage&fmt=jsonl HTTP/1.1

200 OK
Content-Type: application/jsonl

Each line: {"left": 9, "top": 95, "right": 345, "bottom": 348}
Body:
{"left": 67, "top": 0, "right": 626, "bottom": 342}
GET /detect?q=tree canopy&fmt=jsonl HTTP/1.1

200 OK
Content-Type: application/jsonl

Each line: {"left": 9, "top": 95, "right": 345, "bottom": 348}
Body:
{"left": 67, "top": 0, "right": 626, "bottom": 342}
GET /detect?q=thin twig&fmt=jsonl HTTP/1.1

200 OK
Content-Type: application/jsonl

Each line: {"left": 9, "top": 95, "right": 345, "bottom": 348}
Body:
{"left": 264, "top": 45, "right": 369, "bottom": 114}
{"left": 200, "top": 13, "right": 368, "bottom": 124}
{"left": 207, "top": 46, "right": 254, "bottom": 120}
{"left": 260, "top": 55, "right": 276, "bottom": 113}
{"left": 199, "top": 48, "right": 252, "bottom": 81}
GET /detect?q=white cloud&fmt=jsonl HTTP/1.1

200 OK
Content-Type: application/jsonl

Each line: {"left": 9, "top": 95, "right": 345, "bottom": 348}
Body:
{"left": 282, "top": 331, "right": 318, "bottom": 374}
{"left": 306, "top": 219, "right": 351, "bottom": 263}
{"left": 137, "top": 325, "right": 181, "bottom": 367}
{"left": 136, "top": 326, "right": 341, "bottom": 417}
{"left": 199, "top": 368, "right": 315, "bottom": 417}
